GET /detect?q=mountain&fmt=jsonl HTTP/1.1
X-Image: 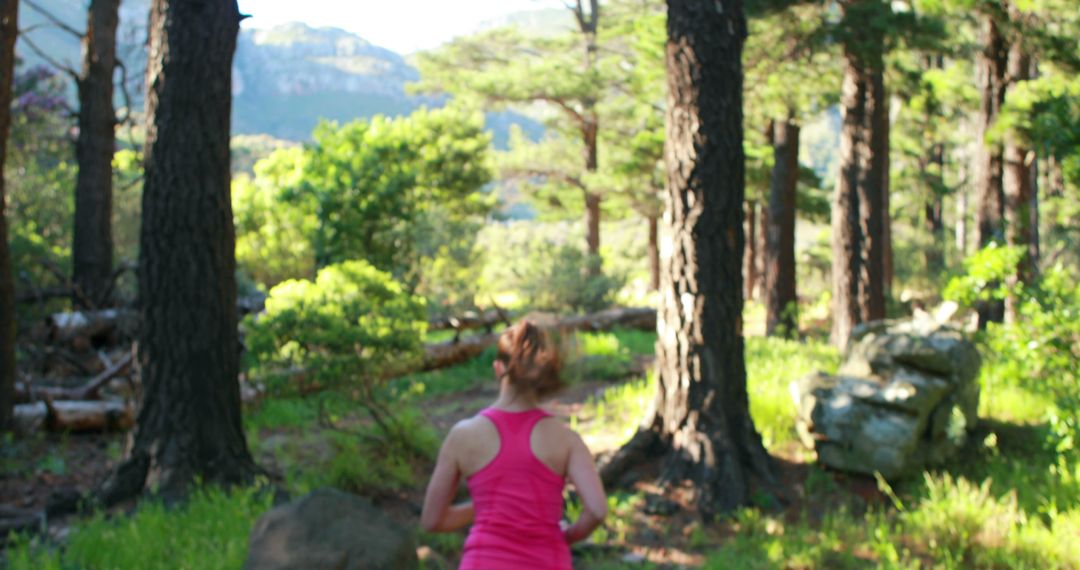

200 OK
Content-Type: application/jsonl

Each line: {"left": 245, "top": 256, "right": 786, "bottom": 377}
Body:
{"left": 231, "top": 23, "right": 429, "bottom": 140}
{"left": 15, "top": 6, "right": 540, "bottom": 145}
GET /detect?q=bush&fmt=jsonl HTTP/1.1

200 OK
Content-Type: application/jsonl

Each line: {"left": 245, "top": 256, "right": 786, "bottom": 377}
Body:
{"left": 518, "top": 243, "right": 625, "bottom": 314}
{"left": 244, "top": 260, "right": 427, "bottom": 442}
{"left": 946, "top": 244, "right": 1080, "bottom": 451}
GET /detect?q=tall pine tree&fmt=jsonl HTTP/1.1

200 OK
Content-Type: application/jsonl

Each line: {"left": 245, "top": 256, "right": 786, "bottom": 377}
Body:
{"left": 99, "top": 0, "right": 257, "bottom": 504}
{"left": 601, "top": 0, "right": 778, "bottom": 516}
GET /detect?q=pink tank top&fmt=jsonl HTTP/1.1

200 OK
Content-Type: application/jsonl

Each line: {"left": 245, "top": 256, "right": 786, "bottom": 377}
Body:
{"left": 460, "top": 408, "right": 572, "bottom": 570}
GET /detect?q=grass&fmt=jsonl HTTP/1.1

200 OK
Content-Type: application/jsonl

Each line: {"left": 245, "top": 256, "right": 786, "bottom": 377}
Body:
{"left": 6, "top": 485, "right": 274, "bottom": 570}
{"left": 572, "top": 335, "right": 841, "bottom": 452}
{"left": 561, "top": 331, "right": 1079, "bottom": 570}
{"left": 10, "top": 324, "right": 1078, "bottom": 570}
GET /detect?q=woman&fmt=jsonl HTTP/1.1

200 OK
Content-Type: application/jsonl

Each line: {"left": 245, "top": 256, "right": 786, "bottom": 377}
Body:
{"left": 420, "top": 320, "right": 608, "bottom": 569}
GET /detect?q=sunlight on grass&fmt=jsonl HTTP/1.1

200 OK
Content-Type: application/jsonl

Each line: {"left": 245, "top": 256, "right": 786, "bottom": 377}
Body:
{"left": 745, "top": 338, "right": 840, "bottom": 449}
{"left": 6, "top": 486, "right": 274, "bottom": 570}
{"left": 571, "top": 336, "right": 839, "bottom": 455}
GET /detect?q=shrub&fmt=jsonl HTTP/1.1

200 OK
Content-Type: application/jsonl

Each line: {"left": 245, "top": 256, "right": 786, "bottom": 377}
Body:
{"left": 244, "top": 260, "right": 427, "bottom": 443}
{"left": 946, "top": 244, "right": 1080, "bottom": 451}
{"left": 518, "top": 244, "right": 625, "bottom": 314}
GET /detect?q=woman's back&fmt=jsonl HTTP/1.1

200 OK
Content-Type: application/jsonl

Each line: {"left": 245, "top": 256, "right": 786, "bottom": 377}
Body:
{"left": 420, "top": 320, "right": 607, "bottom": 569}
{"left": 458, "top": 407, "right": 572, "bottom": 570}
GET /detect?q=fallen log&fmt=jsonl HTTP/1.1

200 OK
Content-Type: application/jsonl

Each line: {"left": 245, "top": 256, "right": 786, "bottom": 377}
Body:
{"left": 418, "top": 307, "right": 656, "bottom": 373}
{"left": 13, "top": 402, "right": 48, "bottom": 434}
{"left": 44, "top": 400, "right": 134, "bottom": 432}
{"left": 16, "top": 352, "right": 134, "bottom": 402}
{"left": 427, "top": 309, "right": 510, "bottom": 333}
{"left": 422, "top": 332, "right": 500, "bottom": 371}
{"left": 46, "top": 308, "right": 138, "bottom": 344}
{"left": 13, "top": 399, "right": 133, "bottom": 433}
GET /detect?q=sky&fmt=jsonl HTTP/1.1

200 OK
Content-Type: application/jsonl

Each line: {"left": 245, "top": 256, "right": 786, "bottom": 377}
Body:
{"left": 235, "top": 0, "right": 565, "bottom": 54}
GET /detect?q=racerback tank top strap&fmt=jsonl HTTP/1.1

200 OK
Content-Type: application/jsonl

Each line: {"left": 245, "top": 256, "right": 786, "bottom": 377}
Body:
{"left": 478, "top": 407, "right": 550, "bottom": 468}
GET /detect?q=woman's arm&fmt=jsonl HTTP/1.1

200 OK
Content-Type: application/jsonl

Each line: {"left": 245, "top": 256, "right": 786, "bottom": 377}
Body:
{"left": 563, "top": 433, "right": 607, "bottom": 544}
{"left": 420, "top": 427, "right": 475, "bottom": 532}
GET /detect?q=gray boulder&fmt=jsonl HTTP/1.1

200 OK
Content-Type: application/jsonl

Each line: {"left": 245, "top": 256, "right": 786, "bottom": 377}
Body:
{"left": 791, "top": 320, "right": 981, "bottom": 480}
{"left": 244, "top": 489, "right": 418, "bottom": 570}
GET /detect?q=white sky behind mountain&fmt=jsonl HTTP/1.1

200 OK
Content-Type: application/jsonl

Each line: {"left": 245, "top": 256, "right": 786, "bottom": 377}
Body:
{"left": 236, "top": 0, "right": 565, "bottom": 54}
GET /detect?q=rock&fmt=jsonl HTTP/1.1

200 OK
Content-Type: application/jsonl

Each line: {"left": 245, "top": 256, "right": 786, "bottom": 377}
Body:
{"left": 792, "top": 320, "right": 981, "bottom": 480}
{"left": 244, "top": 488, "right": 418, "bottom": 570}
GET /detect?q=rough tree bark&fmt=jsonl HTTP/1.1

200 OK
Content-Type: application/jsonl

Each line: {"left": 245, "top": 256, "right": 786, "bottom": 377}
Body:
{"left": 600, "top": 0, "right": 777, "bottom": 517}
{"left": 975, "top": 14, "right": 1008, "bottom": 328}
{"left": 72, "top": 0, "right": 121, "bottom": 309}
{"left": 98, "top": 0, "right": 257, "bottom": 504}
{"left": 831, "top": 0, "right": 888, "bottom": 348}
{"left": 0, "top": 0, "right": 18, "bottom": 432}
{"left": 765, "top": 119, "right": 799, "bottom": 338}
{"left": 1003, "top": 42, "right": 1035, "bottom": 324}
{"left": 880, "top": 87, "right": 892, "bottom": 300}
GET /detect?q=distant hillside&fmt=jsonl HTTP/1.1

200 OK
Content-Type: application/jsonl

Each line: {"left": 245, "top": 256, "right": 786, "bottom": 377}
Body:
{"left": 15, "top": 7, "right": 540, "bottom": 145}
{"left": 231, "top": 22, "right": 429, "bottom": 140}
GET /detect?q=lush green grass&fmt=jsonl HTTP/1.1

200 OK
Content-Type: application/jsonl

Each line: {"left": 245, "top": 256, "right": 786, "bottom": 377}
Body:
{"left": 391, "top": 346, "right": 499, "bottom": 400}
{"left": 565, "top": 333, "right": 1079, "bottom": 569}
{"left": 6, "top": 486, "right": 274, "bottom": 570}
{"left": 745, "top": 337, "right": 841, "bottom": 449}
{"left": 572, "top": 335, "right": 841, "bottom": 451}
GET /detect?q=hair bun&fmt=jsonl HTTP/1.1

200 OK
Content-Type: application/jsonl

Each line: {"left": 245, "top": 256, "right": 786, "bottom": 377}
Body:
{"left": 497, "top": 320, "right": 563, "bottom": 399}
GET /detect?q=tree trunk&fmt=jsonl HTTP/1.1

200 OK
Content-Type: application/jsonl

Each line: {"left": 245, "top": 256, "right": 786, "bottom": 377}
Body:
{"left": 975, "top": 14, "right": 1008, "bottom": 328}
{"left": 647, "top": 214, "right": 659, "bottom": 291}
{"left": 831, "top": 3, "right": 888, "bottom": 348}
{"left": 98, "top": 0, "right": 256, "bottom": 505}
{"left": 956, "top": 179, "right": 968, "bottom": 257}
{"left": 765, "top": 119, "right": 798, "bottom": 337}
{"left": 579, "top": 1, "right": 602, "bottom": 272}
{"left": 743, "top": 201, "right": 757, "bottom": 301}
{"left": 584, "top": 191, "right": 601, "bottom": 261}
{"left": 602, "top": 0, "right": 776, "bottom": 517}
{"left": 923, "top": 55, "right": 946, "bottom": 275}
{"left": 72, "top": 0, "right": 121, "bottom": 309}
{"left": 1003, "top": 44, "right": 1034, "bottom": 324}
{"left": 880, "top": 89, "right": 892, "bottom": 301}
{"left": 924, "top": 144, "right": 946, "bottom": 274}
{"left": 0, "top": 0, "right": 18, "bottom": 433}
{"left": 756, "top": 197, "right": 768, "bottom": 301}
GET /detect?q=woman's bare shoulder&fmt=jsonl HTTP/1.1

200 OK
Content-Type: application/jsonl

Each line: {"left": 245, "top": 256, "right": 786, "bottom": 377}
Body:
{"left": 536, "top": 414, "right": 583, "bottom": 445}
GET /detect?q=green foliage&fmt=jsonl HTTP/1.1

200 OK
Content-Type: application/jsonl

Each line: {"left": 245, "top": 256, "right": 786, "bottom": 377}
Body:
{"left": 942, "top": 243, "right": 1026, "bottom": 306}
{"left": 6, "top": 485, "right": 274, "bottom": 570}
{"left": 564, "top": 331, "right": 639, "bottom": 383}
{"left": 518, "top": 244, "right": 624, "bottom": 314}
{"left": 390, "top": 346, "right": 499, "bottom": 401}
{"left": 232, "top": 147, "right": 317, "bottom": 289}
{"left": 233, "top": 106, "right": 494, "bottom": 309}
{"left": 244, "top": 260, "right": 427, "bottom": 426}
{"left": 947, "top": 245, "right": 1080, "bottom": 449}
{"left": 292, "top": 413, "right": 438, "bottom": 497}
{"left": 7, "top": 64, "right": 76, "bottom": 300}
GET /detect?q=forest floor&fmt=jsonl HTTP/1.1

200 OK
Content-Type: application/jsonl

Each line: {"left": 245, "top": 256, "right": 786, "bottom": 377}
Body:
{"left": 406, "top": 360, "right": 889, "bottom": 569}
{"left": 3, "top": 329, "right": 1076, "bottom": 569}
